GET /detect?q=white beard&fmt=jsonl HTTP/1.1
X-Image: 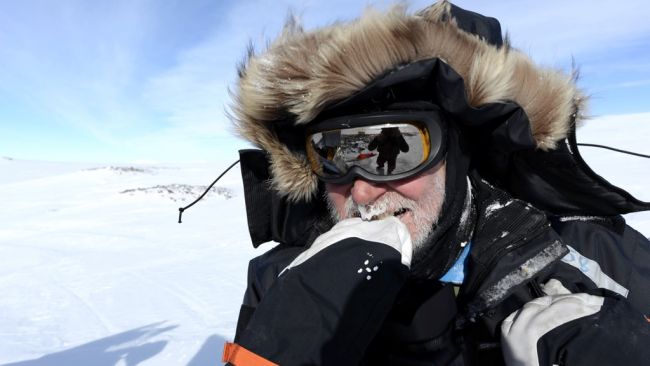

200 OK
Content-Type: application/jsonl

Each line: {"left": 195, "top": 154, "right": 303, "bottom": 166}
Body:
{"left": 326, "top": 173, "right": 445, "bottom": 253}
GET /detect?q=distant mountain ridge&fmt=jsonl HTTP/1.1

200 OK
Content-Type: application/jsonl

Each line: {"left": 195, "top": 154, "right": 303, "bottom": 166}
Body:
{"left": 120, "top": 184, "right": 234, "bottom": 202}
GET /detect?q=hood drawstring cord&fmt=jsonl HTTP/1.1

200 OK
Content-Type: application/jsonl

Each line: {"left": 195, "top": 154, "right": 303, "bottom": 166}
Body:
{"left": 577, "top": 143, "right": 650, "bottom": 159}
{"left": 176, "top": 143, "right": 647, "bottom": 224}
{"left": 178, "top": 160, "right": 240, "bottom": 224}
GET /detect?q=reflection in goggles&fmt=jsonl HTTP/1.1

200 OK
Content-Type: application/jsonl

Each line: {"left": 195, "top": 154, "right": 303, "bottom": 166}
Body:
{"left": 307, "top": 123, "right": 431, "bottom": 178}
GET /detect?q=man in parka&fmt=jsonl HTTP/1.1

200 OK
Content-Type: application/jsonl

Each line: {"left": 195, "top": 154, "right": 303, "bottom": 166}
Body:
{"left": 223, "top": 1, "right": 650, "bottom": 365}
{"left": 368, "top": 127, "right": 410, "bottom": 174}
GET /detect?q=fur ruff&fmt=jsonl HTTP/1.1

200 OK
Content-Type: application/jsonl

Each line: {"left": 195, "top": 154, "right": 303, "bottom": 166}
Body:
{"left": 230, "top": 1, "right": 587, "bottom": 202}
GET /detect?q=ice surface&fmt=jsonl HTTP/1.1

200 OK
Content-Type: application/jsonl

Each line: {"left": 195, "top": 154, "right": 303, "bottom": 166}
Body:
{"left": 0, "top": 114, "right": 648, "bottom": 365}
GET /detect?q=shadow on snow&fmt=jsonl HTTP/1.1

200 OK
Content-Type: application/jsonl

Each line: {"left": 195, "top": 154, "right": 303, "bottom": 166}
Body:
{"left": 186, "top": 334, "right": 227, "bottom": 366}
{"left": 1, "top": 323, "right": 227, "bottom": 366}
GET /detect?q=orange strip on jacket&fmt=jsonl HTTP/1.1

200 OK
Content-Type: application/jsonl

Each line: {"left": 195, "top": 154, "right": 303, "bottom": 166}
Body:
{"left": 222, "top": 342, "right": 279, "bottom": 366}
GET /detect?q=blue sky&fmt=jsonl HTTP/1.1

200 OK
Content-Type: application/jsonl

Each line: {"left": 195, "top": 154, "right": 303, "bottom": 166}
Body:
{"left": 1, "top": 0, "right": 649, "bottom": 163}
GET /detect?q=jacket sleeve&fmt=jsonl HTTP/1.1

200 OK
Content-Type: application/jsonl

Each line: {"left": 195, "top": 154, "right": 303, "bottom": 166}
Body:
{"left": 501, "top": 279, "right": 650, "bottom": 366}
{"left": 232, "top": 217, "right": 412, "bottom": 366}
{"left": 498, "top": 217, "right": 650, "bottom": 366}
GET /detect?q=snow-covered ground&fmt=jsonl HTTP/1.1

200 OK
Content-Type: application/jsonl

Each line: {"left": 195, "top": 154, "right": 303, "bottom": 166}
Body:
{"left": 0, "top": 114, "right": 649, "bottom": 365}
{"left": 0, "top": 157, "right": 263, "bottom": 365}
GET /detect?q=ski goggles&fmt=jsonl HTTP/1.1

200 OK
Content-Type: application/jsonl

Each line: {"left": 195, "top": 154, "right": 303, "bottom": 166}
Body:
{"left": 305, "top": 111, "right": 447, "bottom": 184}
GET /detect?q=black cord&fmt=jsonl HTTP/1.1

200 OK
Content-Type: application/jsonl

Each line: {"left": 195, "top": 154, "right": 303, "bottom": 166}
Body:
{"left": 177, "top": 144, "right": 646, "bottom": 223}
{"left": 576, "top": 143, "right": 650, "bottom": 159}
{"left": 178, "top": 159, "right": 240, "bottom": 223}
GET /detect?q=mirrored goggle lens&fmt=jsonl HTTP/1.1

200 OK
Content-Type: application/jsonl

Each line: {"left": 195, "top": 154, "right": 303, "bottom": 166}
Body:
{"left": 306, "top": 123, "right": 431, "bottom": 179}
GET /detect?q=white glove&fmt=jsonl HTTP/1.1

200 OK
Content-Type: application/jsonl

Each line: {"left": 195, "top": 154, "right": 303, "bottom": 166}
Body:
{"left": 280, "top": 217, "right": 413, "bottom": 276}
{"left": 500, "top": 279, "right": 605, "bottom": 366}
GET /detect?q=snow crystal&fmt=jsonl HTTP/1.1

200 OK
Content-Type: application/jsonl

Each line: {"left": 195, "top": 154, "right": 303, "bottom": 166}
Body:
{"left": 358, "top": 202, "right": 388, "bottom": 221}
{"left": 558, "top": 215, "right": 604, "bottom": 222}
{"left": 484, "top": 200, "right": 514, "bottom": 217}
{"left": 477, "top": 241, "right": 567, "bottom": 309}
{"left": 565, "top": 138, "right": 575, "bottom": 154}
{"left": 459, "top": 178, "right": 474, "bottom": 227}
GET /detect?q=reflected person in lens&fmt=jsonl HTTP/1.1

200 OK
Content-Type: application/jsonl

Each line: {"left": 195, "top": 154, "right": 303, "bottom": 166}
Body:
{"left": 368, "top": 127, "right": 410, "bottom": 175}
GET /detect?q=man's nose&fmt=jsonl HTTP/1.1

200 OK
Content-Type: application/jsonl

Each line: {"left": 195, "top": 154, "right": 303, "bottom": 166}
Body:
{"left": 350, "top": 179, "right": 387, "bottom": 205}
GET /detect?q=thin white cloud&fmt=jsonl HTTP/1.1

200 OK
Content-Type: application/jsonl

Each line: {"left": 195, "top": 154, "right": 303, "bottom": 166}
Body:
{"left": 610, "top": 79, "right": 650, "bottom": 89}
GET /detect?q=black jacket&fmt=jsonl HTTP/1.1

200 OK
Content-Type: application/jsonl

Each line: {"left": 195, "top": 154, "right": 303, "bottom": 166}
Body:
{"left": 231, "top": 176, "right": 650, "bottom": 365}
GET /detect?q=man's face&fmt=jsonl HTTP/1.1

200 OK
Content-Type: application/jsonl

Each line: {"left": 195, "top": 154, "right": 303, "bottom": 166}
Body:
{"left": 325, "top": 161, "right": 446, "bottom": 251}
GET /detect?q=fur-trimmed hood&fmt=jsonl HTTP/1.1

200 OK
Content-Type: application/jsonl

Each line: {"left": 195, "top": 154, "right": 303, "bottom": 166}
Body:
{"left": 230, "top": 1, "right": 586, "bottom": 202}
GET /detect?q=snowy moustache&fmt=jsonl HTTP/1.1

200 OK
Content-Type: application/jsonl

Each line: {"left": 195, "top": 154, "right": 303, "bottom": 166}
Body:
{"left": 306, "top": 110, "right": 447, "bottom": 184}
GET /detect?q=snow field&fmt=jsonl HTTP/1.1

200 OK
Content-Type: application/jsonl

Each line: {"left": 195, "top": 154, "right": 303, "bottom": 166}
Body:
{"left": 0, "top": 159, "right": 263, "bottom": 365}
{"left": 0, "top": 113, "right": 648, "bottom": 365}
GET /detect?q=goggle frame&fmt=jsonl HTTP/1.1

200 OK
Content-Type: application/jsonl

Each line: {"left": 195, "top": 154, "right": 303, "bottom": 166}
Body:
{"left": 305, "top": 110, "right": 448, "bottom": 184}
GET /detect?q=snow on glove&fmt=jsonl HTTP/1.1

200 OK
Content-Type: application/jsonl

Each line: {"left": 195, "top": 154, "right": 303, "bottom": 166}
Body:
{"left": 237, "top": 217, "right": 413, "bottom": 366}
{"left": 501, "top": 279, "right": 650, "bottom": 366}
